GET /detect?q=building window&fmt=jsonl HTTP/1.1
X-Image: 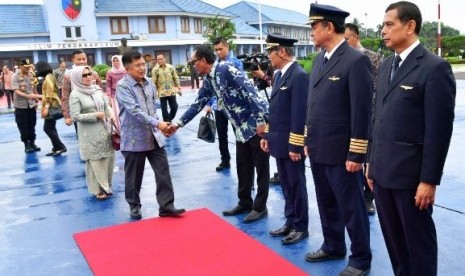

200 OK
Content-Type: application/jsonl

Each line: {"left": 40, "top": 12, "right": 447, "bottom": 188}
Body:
{"left": 75, "top": 27, "right": 81, "bottom": 37}
{"left": 181, "top": 17, "right": 190, "bottom": 33}
{"left": 148, "top": 16, "right": 166, "bottom": 33}
{"left": 194, "top": 18, "right": 202, "bottom": 34}
{"left": 64, "top": 26, "right": 82, "bottom": 39}
{"left": 111, "top": 17, "right": 129, "bottom": 34}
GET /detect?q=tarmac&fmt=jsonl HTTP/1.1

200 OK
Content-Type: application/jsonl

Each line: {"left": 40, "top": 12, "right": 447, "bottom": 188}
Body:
{"left": 0, "top": 76, "right": 464, "bottom": 275}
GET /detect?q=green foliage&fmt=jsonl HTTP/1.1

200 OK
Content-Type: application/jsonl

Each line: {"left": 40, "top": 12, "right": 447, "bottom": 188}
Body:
{"left": 203, "top": 15, "right": 236, "bottom": 50}
{"left": 92, "top": 64, "right": 110, "bottom": 79}
{"left": 442, "top": 36, "right": 465, "bottom": 57}
{"left": 445, "top": 57, "right": 465, "bottom": 64}
{"left": 298, "top": 52, "right": 319, "bottom": 74}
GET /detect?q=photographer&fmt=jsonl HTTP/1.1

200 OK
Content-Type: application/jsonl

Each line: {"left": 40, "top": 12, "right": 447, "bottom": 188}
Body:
{"left": 204, "top": 37, "right": 244, "bottom": 172}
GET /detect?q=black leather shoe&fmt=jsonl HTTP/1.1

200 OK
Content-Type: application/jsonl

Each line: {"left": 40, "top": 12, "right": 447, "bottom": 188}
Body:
{"left": 365, "top": 200, "right": 376, "bottom": 216}
{"left": 281, "top": 230, "right": 309, "bottom": 245}
{"left": 243, "top": 208, "right": 268, "bottom": 223}
{"left": 159, "top": 207, "right": 186, "bottom": 217}
{"left": 24, "top": 142, "right": 34, "bottom": 153}
{"left": 339, "top": 265, "right": 371, "bottom": 276}
{"left": 52, "top": 148, "right": 67, "bottom": 156}
{"left": 46, "top": 151, "right": 56, "bottom": 156}
{"left": 216, "top": 161, "right": 231, "bottom": 171}
{"left": 222, "top": 205, "right": 252, "bottom": 216}
{"left": 130, "top": 206, "right": 142, "bottom": 219}
{"left": 30, "top": 141, "right": 41, "bottom": 151}
{"left": 305, "top": 249, "right": 345, "bottom": 262}
{"left": 270, "top": 225, "right": 292, "bottom": 237}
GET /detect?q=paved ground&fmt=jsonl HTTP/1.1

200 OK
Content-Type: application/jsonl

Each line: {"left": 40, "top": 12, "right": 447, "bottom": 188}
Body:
{"left": 0, "top": 79, "right": 464, "bottom": 275}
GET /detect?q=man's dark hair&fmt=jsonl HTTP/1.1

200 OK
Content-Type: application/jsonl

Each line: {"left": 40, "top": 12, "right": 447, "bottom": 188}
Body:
{"left": 345, "top": 23, "right": 359, "bottom": 35}
{"left": 122, "top": 50, "right": 143, "bottom": 67}
{"left": 72, "top": 49, "right": 85, "bottom": 57}
{"left": 386, "top": 1, "right": 422, "bottom": 34}
{"left": 193, "top": 45, "right": 216, "bottom": 64}
{"left": 35, "top": 60, "right": 53, "bottom": 77}
{"left": 321, "top": 21, "right": 345, "bottom": 34}
{"left": 213, "top": 37, "right": 228, "bottom": 46}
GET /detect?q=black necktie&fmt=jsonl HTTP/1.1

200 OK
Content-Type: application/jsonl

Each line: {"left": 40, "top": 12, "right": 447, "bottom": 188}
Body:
{"left": 274, "top": 71, "right": 282, "bottom": 86}
{"left": 390, "top": 55, "right": 402, "bottom": 82}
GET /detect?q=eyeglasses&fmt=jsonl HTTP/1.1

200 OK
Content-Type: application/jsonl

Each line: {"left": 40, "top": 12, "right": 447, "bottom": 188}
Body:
{"left": 82, "top": 72, "right": 93, "bottom": 78}
{"left": 129, "top": 62, "right": 146, "bottom": 69}
{"left": 267, "top": 46, "right": 280, "bottom": 54}
{"left": 190, "top": 58, "right": 199, "bottom": 64}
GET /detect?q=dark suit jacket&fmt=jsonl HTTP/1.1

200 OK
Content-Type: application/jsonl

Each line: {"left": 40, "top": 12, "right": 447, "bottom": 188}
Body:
{"left": 305, "top": 41, "right": 373, "bottom": 165}
{"left": 368, "top": 44, "right": 456, "bottom": 189}
{"left": 264, "top": 62, "right": 309, "bottom": 158}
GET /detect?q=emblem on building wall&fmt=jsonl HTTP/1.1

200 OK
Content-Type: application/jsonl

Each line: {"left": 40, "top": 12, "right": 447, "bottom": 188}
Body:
{"left": 62, "top": 0, "right": 82, "bottom": 21}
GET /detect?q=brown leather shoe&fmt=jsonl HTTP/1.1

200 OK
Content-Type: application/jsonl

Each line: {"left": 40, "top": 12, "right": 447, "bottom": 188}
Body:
{"left": 305, "top": 248, "right": 345, "bottom": 262}
{"left": 270, "top": 225, "right": 292, "bottom": 237}
{"left": 222, "top": 205, "right": 252, "bottom": 216}
{"left": 281, "top": 230, "right": 308, "bottom": 245}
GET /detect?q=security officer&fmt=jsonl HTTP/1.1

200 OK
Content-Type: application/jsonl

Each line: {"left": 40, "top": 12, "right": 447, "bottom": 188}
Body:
{"left": 11, "top": 59, "right": 42, "bottom": 153}
{"left": 260, "top": 34, "right": 309, "bottom": 245}
{"left": 304, "top": 4, "right": 372, "bottom": 276}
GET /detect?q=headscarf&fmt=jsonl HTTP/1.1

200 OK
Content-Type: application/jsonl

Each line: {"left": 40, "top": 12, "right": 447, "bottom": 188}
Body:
{"left": 110, "top": 55, "right": 125, "bottom": 74}
{"left": 70, "top": 66, "right": 104, "bottom": 111}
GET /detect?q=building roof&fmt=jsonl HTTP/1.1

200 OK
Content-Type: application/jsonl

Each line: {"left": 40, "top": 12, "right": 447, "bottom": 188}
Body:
{"left": 95, "top": 0, "right": 232, "bottom": 17}
{"left": 0, "top": 5, "right": 47, "bottom": 34}
{"left": 225, "top": 1, "right": 308, "bottom": 26}
{"left": 232, "top": 18, "right": 260, "bottom": 36}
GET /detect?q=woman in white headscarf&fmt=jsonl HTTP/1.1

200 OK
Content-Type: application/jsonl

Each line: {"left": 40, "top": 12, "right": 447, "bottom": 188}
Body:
{"left": 69, "top": 66, "right": 115, "bottom": 200}
{"left": 105, "top": 55, "right": 125, "bottom": 129}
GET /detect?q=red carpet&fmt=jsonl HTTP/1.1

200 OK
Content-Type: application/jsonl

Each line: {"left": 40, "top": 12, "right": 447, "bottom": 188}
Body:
{"left": 74, "top": 208, "right": 308, "bottom": 276}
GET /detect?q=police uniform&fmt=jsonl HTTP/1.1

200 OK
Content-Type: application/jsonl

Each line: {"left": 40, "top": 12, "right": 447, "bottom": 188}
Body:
{"left": 263, "top": 34, "right": 310, "bottom": 243}
{"left": 304, "top": 4, "right": 372, "bottom": 272}
{"left": 11, "top": 59, "right": 41, "bottom": 153}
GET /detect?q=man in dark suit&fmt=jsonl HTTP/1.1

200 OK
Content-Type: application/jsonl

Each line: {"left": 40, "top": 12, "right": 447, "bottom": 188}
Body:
{"left": 304, "top": 4, "right": 373, "bottom": 276}
{"left": 367, "top": 2, "right": 456, "bottom": 275}
{"left": 260, "top": 34, "right": 309, "bottom": 245}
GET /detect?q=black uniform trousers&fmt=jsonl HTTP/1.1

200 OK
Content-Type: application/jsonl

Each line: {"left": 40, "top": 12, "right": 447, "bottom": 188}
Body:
{"left": 5, "top": 90, "right": 13, "bottom": 108}
{"left": 276, "top": 157, "right": 308, "bottom": 232}
{"left": 310, "top": 161, "right": 372, "bottom": 270}
{"left": 122, "top": 141, "right": 175, "bottom": 212}
{"left": 374, "top": 183, "right": 437, "bottom": 276}
{"left": 14, "top": 107, "right": 37, "bottom": 143}
{"left": 236, "top": 134, "right": 269, "bottom": 212}
{"left": 159, "top": 95, "right": 178, "bottom": 122}
{"left": 214, "top": 110, "right": 232, "bottom": 163}
{"left": 43, "top": 118, "right": 66, "bottom": 151}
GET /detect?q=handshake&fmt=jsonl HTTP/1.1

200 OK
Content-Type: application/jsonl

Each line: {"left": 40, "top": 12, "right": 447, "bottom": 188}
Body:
{"left": 159, "top": 122, "right": 180, "bottom": 137}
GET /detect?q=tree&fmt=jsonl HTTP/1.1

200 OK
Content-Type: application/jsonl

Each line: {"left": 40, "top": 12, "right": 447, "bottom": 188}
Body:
{"left": 203, "top": 15, "right": 236, "bottom": 49}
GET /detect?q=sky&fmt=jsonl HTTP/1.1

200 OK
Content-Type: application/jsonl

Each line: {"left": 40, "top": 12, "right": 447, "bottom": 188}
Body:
{"left": 1, "top": 0, "right": 463, "bottom": 33}
{"left": 201, "top": 0, "right": 465, "bottom": 34}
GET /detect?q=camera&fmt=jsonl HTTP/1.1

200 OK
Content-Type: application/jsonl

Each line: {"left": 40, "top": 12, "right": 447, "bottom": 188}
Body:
{"left": 237, "top": 53, "right": 270, "bottom": 72}
{"left": 237, "top": 54, "right": 271, "bottom": 91}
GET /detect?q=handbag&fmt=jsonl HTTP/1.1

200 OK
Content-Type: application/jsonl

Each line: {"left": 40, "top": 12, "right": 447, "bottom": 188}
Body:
{"left": 197, "top": 112, "right": 216, "bottom": 143}
{"left": 111, "top": 120, "right": 121, "bottom": 151}
{"left": 47, "top": 105, "right": 64, "bottom": 120}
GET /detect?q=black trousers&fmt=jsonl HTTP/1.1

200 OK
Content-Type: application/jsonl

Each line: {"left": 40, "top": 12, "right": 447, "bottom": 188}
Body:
{"left": 191, "top": 74, "right": 199, "bottom": 89}
{"left": 214, "top": 110, "right": 233, "bottom": 163}
{"left": 159, "top": 96, "right": 178, "bottom": 122}
{"left": 5, "top": 90, "right": 13, "bottom": 108}
{"left": 375, "top": 183, "right": 437, "bottom": 276}
{"left": 236, "top": 135, "right": 270, "bottom": 212}
{"left": 276, "top": 157, "right": 308, "bottom": 232}
{"left": 122, "top": 142, "right": 176, "bottom": 212}
{"left": 310, "top": 161, "right": 372, "bottom": 270}
{"left": 14, "top": 107, "right": 37, "bottom": 142}
{"left": 43, "top": 118, "right": 66, "bottom": 151}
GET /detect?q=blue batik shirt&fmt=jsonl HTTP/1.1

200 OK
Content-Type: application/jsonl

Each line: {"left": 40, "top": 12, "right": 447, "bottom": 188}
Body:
{"left": 179, "top": 60, "right": 268, "bottom": 143}
{"left": 207, "top": 55, "right": 244, "bottom": 108}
